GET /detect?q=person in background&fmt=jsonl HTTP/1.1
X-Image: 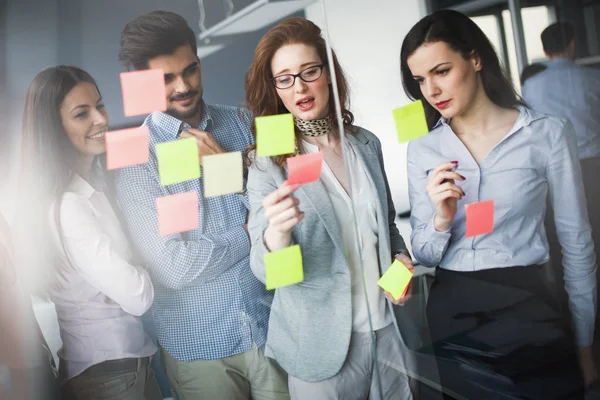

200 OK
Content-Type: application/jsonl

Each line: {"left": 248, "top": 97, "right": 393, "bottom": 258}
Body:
{"left": 401, "top": 10, "right": 596, "bottom": 398}
{"left": 523, "top": 22, "right": 600, "bottom": 160}
{"left": 520, "top": 62, "right": 547, "bottom": 86}
{"left": 13, "top": 66, "right": 160, "bottom": 399}
{"left": 116, "top": 11, "right": 289, "bottom": 399}
{"left": 245, "top": 17, "right": 415, "bottom": 399}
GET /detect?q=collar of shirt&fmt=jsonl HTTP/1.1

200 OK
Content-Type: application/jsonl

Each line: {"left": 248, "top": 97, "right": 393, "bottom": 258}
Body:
{"left": 431, "top": 105, "right": 544, "bottom": 136}
{"left": 68, "top": 170, "right": 107, "bottom": 199}
{"left": 547, "top": 58, "right": 574, "bottom": 68}
{"left": 149, "top": 100, "right": 213, "bottom": 140}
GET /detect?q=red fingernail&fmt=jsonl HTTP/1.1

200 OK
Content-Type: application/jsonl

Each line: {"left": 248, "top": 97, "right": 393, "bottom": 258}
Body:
{"left": 451, "top": 160, "right": 459, "bottom": 164}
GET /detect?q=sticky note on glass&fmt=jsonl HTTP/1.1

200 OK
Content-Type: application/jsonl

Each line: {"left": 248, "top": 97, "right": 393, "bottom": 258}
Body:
{"left": 120, "top": 69, "right": 167, "bottom": 117}
{"left": 286, "top": 151, "right": 323, "bottom": 185}
{"left": 465, "top": 200, "right": 495, "bottom": 238}
{"left": 156, "top": 191, "right": 199, "bottom": 236}
{"left": 256, "top": 114, "right": 295, "bottom": 157}
{"left": 265, "top": 244, "right": 304, "bottom": 290}
{"left": 378, "top": 260, "right": 413, "bottom": 301}
{"left": 203, "top": 152, "right": 243, "bottom": 197}
{"left": 392, "top": 100, "right": 429, "bottom": 143}
{"left": 105, "top": 126, "right": 150, "bottom": 170}
{"left": 156, "top": 138, "right": 201, "bottom": 186}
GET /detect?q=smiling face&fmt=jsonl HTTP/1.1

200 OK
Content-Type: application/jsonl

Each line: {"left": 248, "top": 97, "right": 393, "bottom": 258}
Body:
{"left": 271, "top": 43, "right": 331, "bottom": 121}
{"left": 148, "top": 44, "right": 203, "bottom": 123}
{"left": 407, "top": 41, "right": 482, "bottom": 120}
{"left": 59, "top": 82, "right": 109, "bottom": 156}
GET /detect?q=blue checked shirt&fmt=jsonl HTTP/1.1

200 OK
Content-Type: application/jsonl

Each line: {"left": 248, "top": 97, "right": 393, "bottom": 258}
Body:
{"left": 114, "top": 102, "right": 273, "bottom": 361}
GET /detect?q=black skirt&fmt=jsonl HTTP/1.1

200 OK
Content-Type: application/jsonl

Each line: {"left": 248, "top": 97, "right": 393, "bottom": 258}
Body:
{"left": 425, "top": 265, "right": 584, "bottom": 400}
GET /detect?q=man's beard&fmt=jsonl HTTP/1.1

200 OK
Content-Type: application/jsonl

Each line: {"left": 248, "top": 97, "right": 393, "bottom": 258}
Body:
{"left": 166, "top": 91, "right": 202, "bottom": 121}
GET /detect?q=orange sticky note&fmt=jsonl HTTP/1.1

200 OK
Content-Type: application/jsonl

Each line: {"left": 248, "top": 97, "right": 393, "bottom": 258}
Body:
{"left": 465, "top": 200, "right": 495, "bottom": 238}
{"left": 377, "top": 260, "right": 413, "bottom": 301}
{"left": 105, "top": 126, "right": 150, "bottom": 170}
{"left": 286, "top": 151, "right": 323, "bottom": 185}
{"left": 120, "top": 69, "right": 167, "bottom": 117}
{"left": 156, "top": 191, "right": 199, "bottom": 236}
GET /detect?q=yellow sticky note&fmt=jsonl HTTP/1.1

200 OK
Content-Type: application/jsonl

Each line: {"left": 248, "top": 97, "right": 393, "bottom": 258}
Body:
{"left": 377, "top": 260, "right": 413, "bottom": 301}
{"left": 392, "top": 100, "right": 429, "bottom": 143}
{"left": 156, "top": 137, "right": 201, "bottom": 186}
{"left": 265, "top": 244, "right": 304, "bottom": 290}
{"left": 256, "top": 114, "right": 295, "bottom": 157}
{"left": 203, "top": 152, "right": 243, "bottom": 197}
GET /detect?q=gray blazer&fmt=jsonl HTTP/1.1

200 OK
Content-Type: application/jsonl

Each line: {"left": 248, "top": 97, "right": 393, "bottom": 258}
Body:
{"left": 247, "top": 126, "right": 409, "bottom": 382}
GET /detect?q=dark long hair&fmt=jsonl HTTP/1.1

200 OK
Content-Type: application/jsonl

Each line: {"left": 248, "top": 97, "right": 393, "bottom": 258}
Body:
{"left": 13, "top": 66, "right": 100, "bottom": 296}
{"left": 400, "top": 9, "right": 523, "bottom": 129}
{"left": 244, "top": 17, "right": 354, "bottom": 169}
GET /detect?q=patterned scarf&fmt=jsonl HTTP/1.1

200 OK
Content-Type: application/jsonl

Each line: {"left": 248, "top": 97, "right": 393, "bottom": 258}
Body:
{"left": 294, "top": 115, "right": 333, "bottom": 137}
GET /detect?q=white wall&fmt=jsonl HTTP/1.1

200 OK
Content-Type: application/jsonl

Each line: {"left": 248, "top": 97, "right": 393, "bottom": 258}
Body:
{"left": 306, "top": 0, "right": 426, "bottom": 219}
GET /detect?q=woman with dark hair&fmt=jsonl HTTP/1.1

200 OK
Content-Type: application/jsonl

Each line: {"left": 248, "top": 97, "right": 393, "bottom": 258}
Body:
{"left": 13, "top": 66, "right": 161, "bottom": 399}
{"left": 401, "top": 9, "right": 596, "bottom": 398}
{"left": 246, "top": 17, "right": 415, "bottom": 399}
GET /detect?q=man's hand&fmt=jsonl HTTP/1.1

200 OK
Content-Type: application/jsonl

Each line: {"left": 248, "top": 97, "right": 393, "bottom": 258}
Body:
{"left": 180, "top": 128, "right": 224, "bottom": 165}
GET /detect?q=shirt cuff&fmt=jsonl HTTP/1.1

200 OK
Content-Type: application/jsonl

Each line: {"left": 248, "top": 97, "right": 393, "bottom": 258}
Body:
{"left": 223, "top": 226, "right": 251, "bottom": 265}
{"left": 423, "top": 215, "right": 452, "bottom": 249}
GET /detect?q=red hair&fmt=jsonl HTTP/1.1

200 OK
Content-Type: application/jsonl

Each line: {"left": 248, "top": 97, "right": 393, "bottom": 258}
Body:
{"left": 245, "top": 17, "right": 354, "bottom": 169}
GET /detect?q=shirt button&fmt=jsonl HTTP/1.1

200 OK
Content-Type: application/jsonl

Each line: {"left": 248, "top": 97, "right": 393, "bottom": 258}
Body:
{"left": 239, "top": 280, "right": 243, "bottom": 284}
{"left": 468, "top": 254, "right": 473, "bottom": 258}
{"left": 242, "top": 312, "right": 246, "bottom": 317}
{"left": 243, "top": 322, "right": 247, "bottom": 327}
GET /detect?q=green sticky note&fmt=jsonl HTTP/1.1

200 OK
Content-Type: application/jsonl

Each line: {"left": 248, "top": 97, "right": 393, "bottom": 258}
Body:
{"left": 265, "top": 244, "right": 304, "bottom": 290}
{"left": 256, "top": 113, "right": 295, "bottom": 157}
{"left": 392, "top": 100, "right": 429, "bottom": 143}
{"left": 156, "top": 137, "right": 201, "bottom": 186}
{"left": 377, "top": 260, "right": 413, "bottom": 301}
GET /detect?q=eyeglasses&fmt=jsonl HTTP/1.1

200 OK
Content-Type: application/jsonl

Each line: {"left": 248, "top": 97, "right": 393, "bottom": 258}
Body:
{"left": 271, "top": 64, "right": 325, "bottom": 89}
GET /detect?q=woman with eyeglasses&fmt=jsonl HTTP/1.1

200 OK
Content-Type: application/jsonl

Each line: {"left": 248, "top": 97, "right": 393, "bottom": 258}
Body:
{"left": 244, "top": 17, "right": 415, "bottom": 399}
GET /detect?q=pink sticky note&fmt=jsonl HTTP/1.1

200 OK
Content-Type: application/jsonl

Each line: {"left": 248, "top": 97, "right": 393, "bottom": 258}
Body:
{"left": 465, "top": 200, "right": 495, "bottom": 238}
{"left": 286, "top": 151, "right": 323, "bottom": 185}
{"left": 120, "top": 69, "right": 167, "bottom": 117}
{"left": 156, "top": 191, "right": 199, "bottom": 236}
{"left": 105, "top": 126, "right": 150, "bottom": 170}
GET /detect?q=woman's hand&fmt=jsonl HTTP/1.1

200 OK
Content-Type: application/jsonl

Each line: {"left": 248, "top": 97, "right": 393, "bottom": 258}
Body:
{"left": 263, "top": 181, "right": 303, "bottom": 252}
{"left": 385, "top": 253, "right": 415, "bottom": 306}
{"left": 427, "top": 161, "right": 465, "bottom": 232}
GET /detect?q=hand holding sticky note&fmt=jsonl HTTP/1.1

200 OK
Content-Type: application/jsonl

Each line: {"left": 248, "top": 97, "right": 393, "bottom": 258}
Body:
{"left": 286, "top": 151, "right": 323, "bottom": 185}
{"left": 156, "top": 191, "right": 199, "bottom": 236}
{"left": 265, "top": 244, "right": 304, "bottom": 290}
{"left": 203, "top": 152, "right": 243, "bottom": 197}
{"left": 156, "top": 138, "right": 201, "bottom": 186}
{"left": 120, "top": 69, "right": 167, "bottom": 117}
{"left": 465, "top": 200, "right": 495, "bottom": 238}
{"left": 392, "top": 100, "right": 429, "bottom": 143}
{"left": 377, "top": 260, "right": 413, "bottom": 301}
{"left": 256, "top": 114, "right": 295, "bottom": 157}
{"left": 105, "top": 126, "right": 150, "bottom": 170}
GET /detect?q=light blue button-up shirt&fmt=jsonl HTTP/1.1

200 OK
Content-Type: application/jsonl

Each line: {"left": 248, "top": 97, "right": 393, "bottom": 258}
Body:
{"left": 114, "top": 102, "right": 272, "bottom": 362}
{"left": 407, "top": 106, "right": 597, "bottom": 346}
{"left": 522, "top": 58, "right": 600, "bottom": 160}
